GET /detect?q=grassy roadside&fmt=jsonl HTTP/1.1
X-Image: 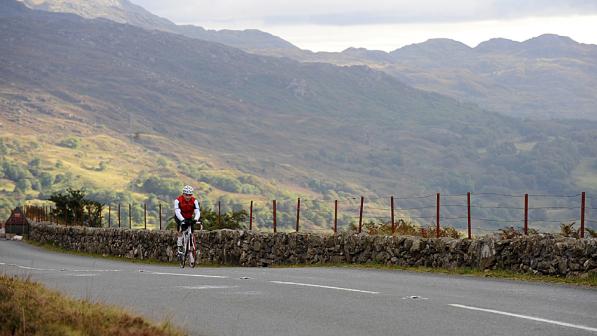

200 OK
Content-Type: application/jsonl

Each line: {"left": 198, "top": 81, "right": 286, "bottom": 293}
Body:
{"left": 0, "top": 275, "right": 187, "bottom": 336}
{"left": 272, "top": 263, "right": 597, "bottom": 287}
{"left": 25, "top": 239, "right": 176, "bottom": 267}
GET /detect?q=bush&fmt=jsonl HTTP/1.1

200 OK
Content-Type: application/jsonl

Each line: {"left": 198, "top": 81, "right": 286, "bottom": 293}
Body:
{"left": 199, "top": 174, "right": 242, "bottom": 193}
{"left": 141, "top": 176, "right": 182, "bottom": 198}
{"left": 57, "top": 137, "right": 81, "bottom": 149}
{"left": 351, "top": 219, "right": 462, "bottom": 238}
{"left": 49, "top": 188, "right": 103, "bottom": 227}
{"left": 39, "top": 172, "right": 54, "bottom": 188}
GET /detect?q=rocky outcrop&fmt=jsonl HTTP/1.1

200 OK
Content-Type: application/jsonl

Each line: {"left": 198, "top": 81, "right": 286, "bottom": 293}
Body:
{"left": 29, "top": 223, "right": 597, "bottom": 277}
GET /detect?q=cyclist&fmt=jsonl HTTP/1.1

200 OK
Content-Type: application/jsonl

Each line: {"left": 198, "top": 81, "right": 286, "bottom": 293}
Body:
{"left": 174, "top": 185, "right": 201, "bottom": 256}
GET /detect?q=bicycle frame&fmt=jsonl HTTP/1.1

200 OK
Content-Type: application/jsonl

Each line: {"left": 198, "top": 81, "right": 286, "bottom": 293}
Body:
{"left": 180, "top": 224, "right": 197, "bottom": 268}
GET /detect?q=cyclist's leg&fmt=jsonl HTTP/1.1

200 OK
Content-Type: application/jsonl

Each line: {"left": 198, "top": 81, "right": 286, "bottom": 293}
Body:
{"left": 189, "top": 223, "right": 196, "bottom": 264}
{"left": 176, "top": 218, "right": 183, "bottom": 254}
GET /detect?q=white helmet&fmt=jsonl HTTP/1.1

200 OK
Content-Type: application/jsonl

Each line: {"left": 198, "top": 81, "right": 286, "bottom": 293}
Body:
{"left": 182, "top": 185, "right": 194, "bottom": 195}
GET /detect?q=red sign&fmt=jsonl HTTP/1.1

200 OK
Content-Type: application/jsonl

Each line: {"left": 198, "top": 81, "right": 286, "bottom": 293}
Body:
{"left": 14, "top": 213, "right": 21, "bottom": 218}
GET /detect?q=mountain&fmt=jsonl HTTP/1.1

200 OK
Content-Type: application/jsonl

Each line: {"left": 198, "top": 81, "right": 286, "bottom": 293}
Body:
{"left": 302, "top": 35, "right": 597, "bottom": 121}
{"left": 18, "top": 0, "right": 597, "bottom": 121}
{"left": 16, "top": 0, "right": 299, "bottom": 52}
{"left": 389, "top": 38, "right": 473, "bottom": 62}
{"left": 1, "top": 2, "right": 596, "bottom": 230}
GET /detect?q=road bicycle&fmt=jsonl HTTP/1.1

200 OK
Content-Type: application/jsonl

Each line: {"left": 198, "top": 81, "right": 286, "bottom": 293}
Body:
{"left": 178, "top": 219, "right": 200, "bottom": 268}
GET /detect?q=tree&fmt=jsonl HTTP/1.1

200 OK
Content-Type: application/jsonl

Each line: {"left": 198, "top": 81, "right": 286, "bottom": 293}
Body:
{"left": 200, "top": 207, "right": 248, "bottom": 230}
{"left": 14, "top": 179, "right": 32, "bottom": 192}
{"left": 28, "top": 158, "right": 41, "bottom": 176}
{"left": 39, "top": 172, "right": 54, "bottom": 188}
{"left": 50, "top": 188, "right": 103, "bottom": 227}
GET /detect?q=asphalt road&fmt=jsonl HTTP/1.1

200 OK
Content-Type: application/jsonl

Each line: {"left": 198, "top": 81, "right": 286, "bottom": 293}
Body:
{"left": 1, "top": 240, "right": 596, "bottom": 336}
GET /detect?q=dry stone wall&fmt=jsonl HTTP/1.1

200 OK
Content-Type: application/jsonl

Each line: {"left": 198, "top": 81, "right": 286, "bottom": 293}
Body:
{"left": 29, "top": 222, "right": 597, "bottom": 277}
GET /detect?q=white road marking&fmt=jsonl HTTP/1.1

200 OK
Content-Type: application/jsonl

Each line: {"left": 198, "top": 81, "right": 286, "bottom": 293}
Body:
{"left": 9, "top": 264, "right": 58, "bottom": 271}
{"left": 449, "top": 304, "right": 597, "bottom": 333}
{"left": 148, "top": 271, "right": 228, "bottom": 279}
{"left": 1, "top": 262, "right": 120, "bottom": 273}
{"left": 270, "top": 281, "right": 379, "bottom": 294}
{"left": 177, "top": 285, "right": 239, "bottom": 290}
{"left": 66, "top": 273, "right": 98, "bottom": 277}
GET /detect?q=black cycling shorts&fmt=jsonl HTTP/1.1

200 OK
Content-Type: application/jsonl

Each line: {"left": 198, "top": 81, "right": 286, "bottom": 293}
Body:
{"left": 176, "top": 218, "right": 194, "bottom": 233}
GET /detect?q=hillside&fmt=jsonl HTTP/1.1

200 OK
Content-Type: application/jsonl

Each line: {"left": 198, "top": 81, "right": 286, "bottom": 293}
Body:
{"left": 19, "top": 0, "right": 597, "bottom": 121}
{"left": 1, "top": 2, "right": 596, "bottom": 232}
{"left": 273, "top": 36, "right": 597, "bottom": 121}
{"left": 17, "top": 0, "right": 300, "bottom": 52}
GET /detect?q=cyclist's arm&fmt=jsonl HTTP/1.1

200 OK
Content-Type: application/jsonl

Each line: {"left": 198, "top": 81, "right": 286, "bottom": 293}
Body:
{"left": 174, "top": 199, "right": 185, "bottom": 221}
{"left": 193, "top": 200, "right": 200, "bottom": 221}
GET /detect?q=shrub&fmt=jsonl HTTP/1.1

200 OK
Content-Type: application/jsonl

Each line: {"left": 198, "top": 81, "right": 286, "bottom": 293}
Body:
{"left": 49, "top": 188, "right": 103, "bottom": 227}
{"left": 141, "top": 176, "right": 182, "bottom": 198}
{"left": 351, "top": 219, "right": 462, "bottom": 238}
{"left": 57, "top": 137, "right": 81, "bottom": 149}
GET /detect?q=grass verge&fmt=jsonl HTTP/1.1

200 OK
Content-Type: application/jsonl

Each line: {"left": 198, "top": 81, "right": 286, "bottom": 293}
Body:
{"left": 0, "top": 274, "right": 186, "bottom": 336}
{"left": 25, "top": 240, "right": 597, "bottom": 287}
{"left": 272, "top": 263, "right": 597, "bottom": 287}
{"left": 25, "top": 239, "right": 229, "bottom": 268}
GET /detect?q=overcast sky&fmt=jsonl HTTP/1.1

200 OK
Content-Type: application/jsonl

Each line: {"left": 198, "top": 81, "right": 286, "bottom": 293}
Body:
{"left": 133, "top": 0, "right": 597, "bottom": 51}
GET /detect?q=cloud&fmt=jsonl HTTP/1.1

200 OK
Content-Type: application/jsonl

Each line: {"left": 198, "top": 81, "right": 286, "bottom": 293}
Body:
{"left": 133, "top": 0, "right": 597, "bottom": 26}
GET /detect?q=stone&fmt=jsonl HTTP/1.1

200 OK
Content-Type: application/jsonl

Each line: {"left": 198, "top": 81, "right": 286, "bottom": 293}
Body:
{"left": 26, "top": 222, "right": 597, "bottom": 277}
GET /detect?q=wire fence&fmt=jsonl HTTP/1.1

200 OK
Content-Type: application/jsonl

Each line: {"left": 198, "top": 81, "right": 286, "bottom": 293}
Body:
{"left": 22, "top": 191, "right": 595, "bottom": 238}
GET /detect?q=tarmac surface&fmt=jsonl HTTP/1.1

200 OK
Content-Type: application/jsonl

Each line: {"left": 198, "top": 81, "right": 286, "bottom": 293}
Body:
{"left": 1, "top": 240, "right": 596, "bottom": 336}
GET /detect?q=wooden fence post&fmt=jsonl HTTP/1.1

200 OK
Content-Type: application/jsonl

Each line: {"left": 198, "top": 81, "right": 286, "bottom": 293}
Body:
{"left": 358, "top": 196, "right": 364, "bottom": 233}
{"left": 524, "top": 194, "right": 528, "bottom": 235}
{"left": 580, "top": 192, "right": 585, "bottom": 238}
{"left": 144, "top": 203, "right": 147, "bottom": 230}
{"left": 249, "top": 201, "right": 253, "bottom": 230}
{"left": 118, "top": 203, "right": 121, "bottom": 228}
{"left": 273, "top": 200, "right": 277, "bottom": 233}
{"left": 218, "top": 201, "right": 221, "bottom": 228}
{"left": 467, "top": 192, "right": 471, "bottom": 239}
{"left": 296, "top": 198, "right": 301, "bottom": 232}
{"left": 391, "top": 196, "right": 395, "bottom": 235}
{"left": 436, "top": 193, "right": 440, "bottom": 238}
{"left": 159, "top": 203, "right": 162, "bottom": 230}
{"left": 334, "top": 200, "right": 338, "bottom": 234}
{"left": 129, "top": 203, "right": 132, "bottom": 229}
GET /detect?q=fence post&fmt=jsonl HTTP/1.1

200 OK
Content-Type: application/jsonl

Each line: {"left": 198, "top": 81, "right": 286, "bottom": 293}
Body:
{"left": 249, "top": 201, "right": 253, "bottom": 230}
{"left": 296, "top": 198, "right": 300, "bottom": 232}
{"left": 108, "top": 205, "right": 111, "bottom": 228}
{"left": 524, "top": 194, "right": 528, "bottom": 235}
{"left": 273, "top": 200, "right": 277, "bottom": 233}
{"left": 391, "top": 196, "right": 395, "bottom": 235}
{"left": 118, "top": 203, "right": 121, "bottom": 228}
{"left": 144, "top": 203, "right": 147, "bottom": 230}
{"left": 467, "top": 192, "right": 471, "bottom": 239}
{"left": 580, "top": 192, "right": 585, "bottom": 238}
{"left": 334, "top": 200, "right": 338, "bottom": 234}
{"left": 159, "top": 203, "right": 162, "bottom": 230}
{"left": 218, "top": 201, "right": 221, "bottom": 228}
{"left": 436, "top": 193, "right": 440, "bottom": 238}
{"left": 358, "top": 196, "right": 364, "bottom": 234}
{"left": 129, "top": 203, "right": 132, "bottom": 229}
